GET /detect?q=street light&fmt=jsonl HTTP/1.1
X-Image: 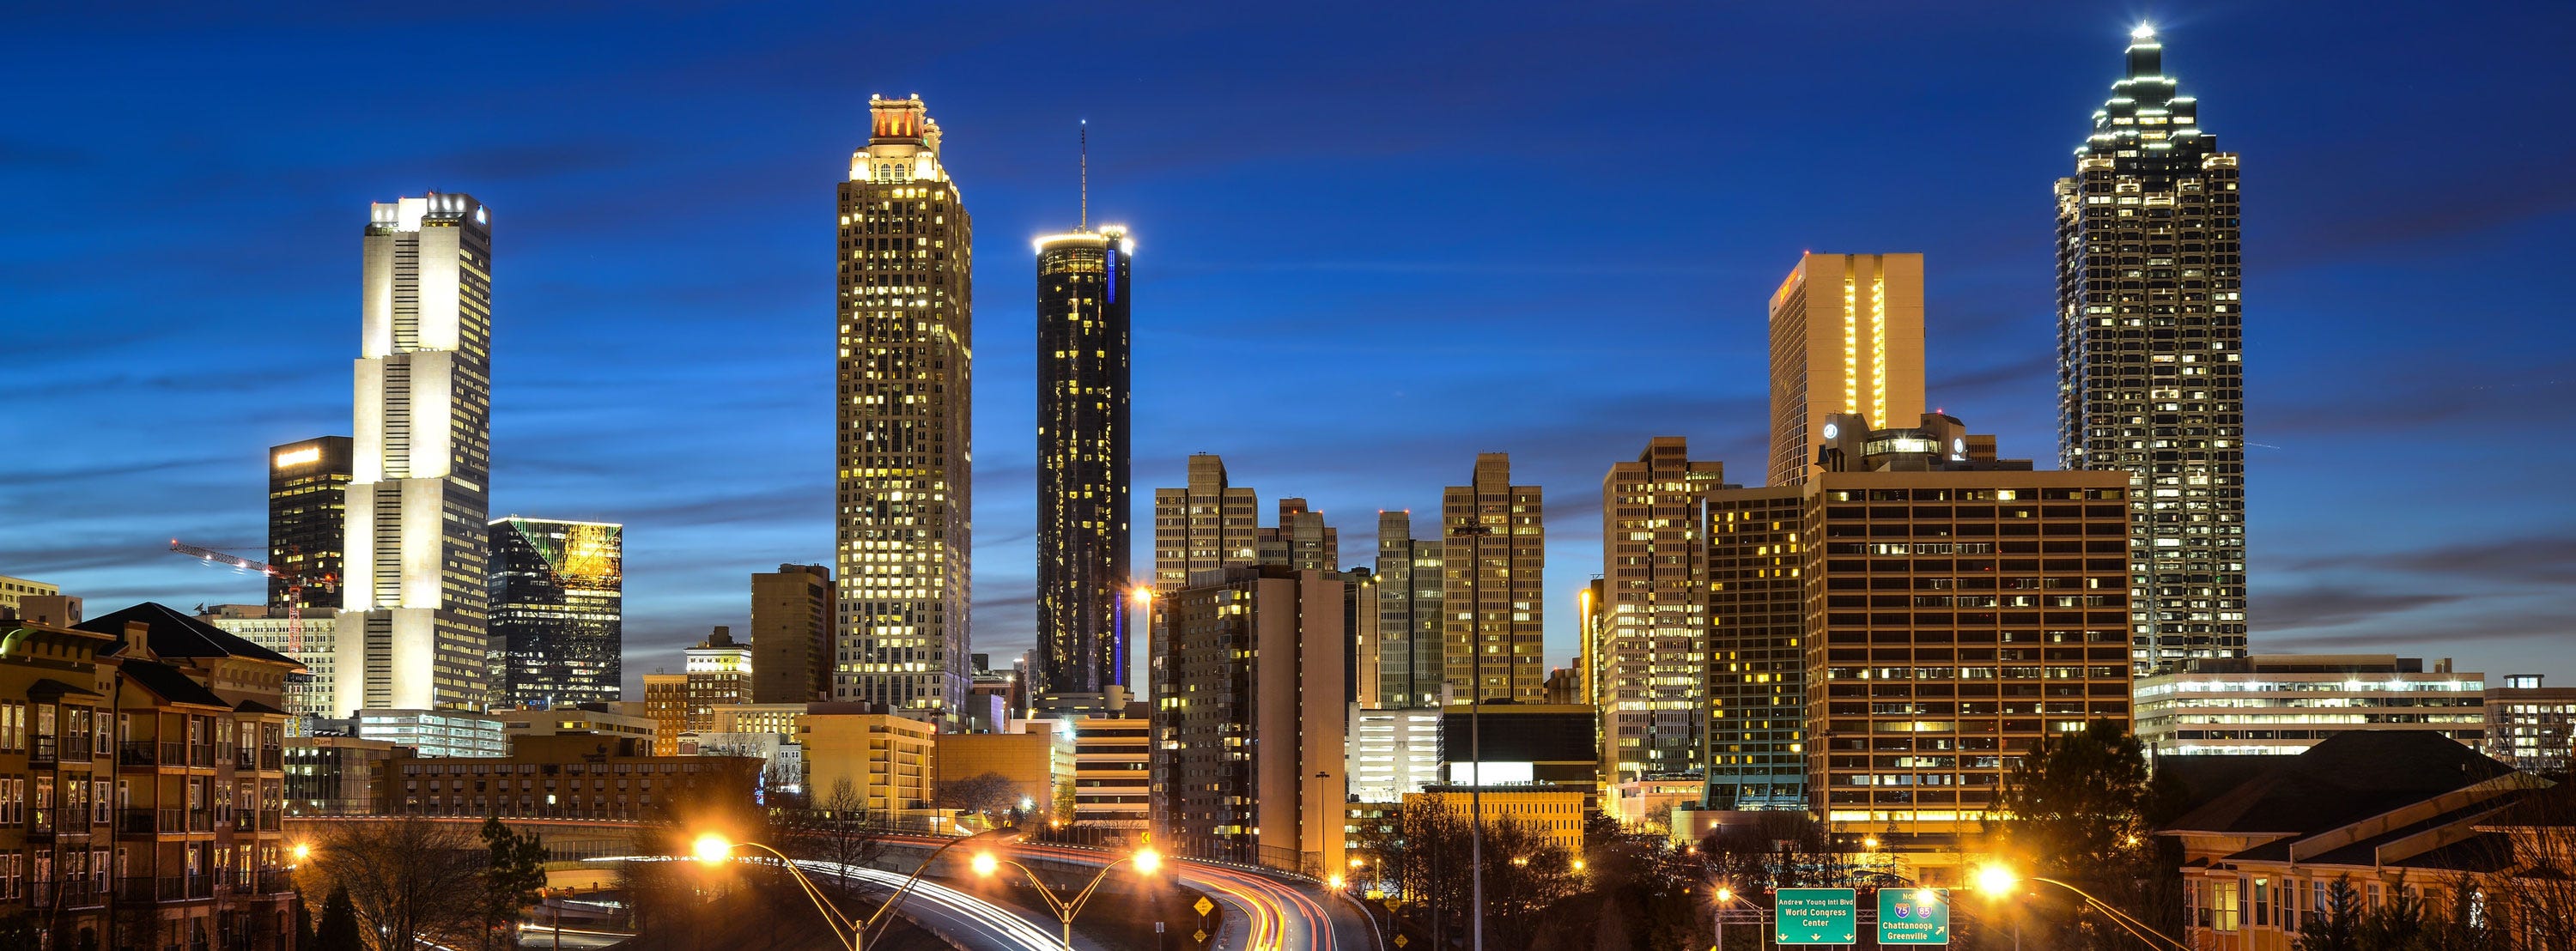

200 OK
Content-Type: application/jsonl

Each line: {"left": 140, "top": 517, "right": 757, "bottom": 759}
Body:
{"left": 1974, "top": 863, "right": 2022, "bottom": 951}
{"left": 693, "top": 826, "right": 1019, "bottom": 951}
{"left": 1709, "top": 883, "right": 1745, "bottom": 951}
{"left": 972, "top": 847, "right": 1162, "bottom": 950}
{"left": 1327, "top": 863, "right": 1392, "bottom": 951}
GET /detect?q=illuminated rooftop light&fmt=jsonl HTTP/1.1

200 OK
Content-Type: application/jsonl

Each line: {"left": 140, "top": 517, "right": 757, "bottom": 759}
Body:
{"left": 2132, "top": 23, "right": 2156, "bottom": 40}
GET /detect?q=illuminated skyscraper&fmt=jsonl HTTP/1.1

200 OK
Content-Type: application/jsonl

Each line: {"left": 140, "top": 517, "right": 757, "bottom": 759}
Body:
{"left": 487, "top": 516, "right": 623, "bottom": 708}
{"left": 267, "top": 435, "right": 351, "bottom": 615}
{"left": 1034, "top": 217, "right": 1132, "bottom": 704}
{"left": 1372, "top": 511, "right": 1443, "bottom": 709}
{"left": 1151, "top": 453, "right": 1258, "bottom": 592}
{"left": 2055, "top": 26, "right": 2246, "bottom": 672}
{"left": 1596, "top": 437, "right": 1722, "bottom": 786}
{"left": 836, "top": 94, "right": 973, "bottom": 720}
{"left": 1767, "top": 252, "right": 1925, "bottom": 487}
{"left": 1442, "top": 453, "right": 1544, "bottom": 703}
{"left": 333, "top": 193, "right": 493, "bottom": 716}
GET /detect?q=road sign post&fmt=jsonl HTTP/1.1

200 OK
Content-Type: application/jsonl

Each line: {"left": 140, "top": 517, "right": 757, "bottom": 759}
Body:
{"left": 1877, "top": 887, "right": 1953, "bottom": 945}
{"left": 1774, "top": 888, "right": 1857, "bottom": 945}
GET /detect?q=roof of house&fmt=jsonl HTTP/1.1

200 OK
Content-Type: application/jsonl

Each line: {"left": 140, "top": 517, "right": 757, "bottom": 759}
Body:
{"left": 2162, "top": 731, "right": 2516, "bottom": 836}
{"left": 118, "top": 659, "right": 234, "bottom": 709}
{"left": 75, "top": 602, "right": 299, "bottom": 667}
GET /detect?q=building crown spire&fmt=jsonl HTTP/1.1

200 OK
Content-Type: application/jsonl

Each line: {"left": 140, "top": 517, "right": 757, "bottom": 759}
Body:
{"left": 1079, "top": 120, "right": 1089, "bottom": 232}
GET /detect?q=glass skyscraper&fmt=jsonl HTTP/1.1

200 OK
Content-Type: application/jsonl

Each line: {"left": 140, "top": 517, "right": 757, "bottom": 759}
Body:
{"left": 487, "top": 516, "right": 623, "bottom": 707}
{"left": 2055, "top": 26, "right": 2247, "bottom": 673}
{"left": 1034, "top": 224, "right": 1132, "bottom": 703}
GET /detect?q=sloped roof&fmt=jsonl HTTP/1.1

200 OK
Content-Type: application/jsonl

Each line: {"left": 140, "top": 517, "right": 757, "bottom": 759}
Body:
{"left": 118, "top": 659, "right": 233, "bottom": 709}
{"left": 2162, "top": 731, "right": 2516, "bottom": 836}
{"left": 76, "top": 602, "right": 299, "bottom": 667}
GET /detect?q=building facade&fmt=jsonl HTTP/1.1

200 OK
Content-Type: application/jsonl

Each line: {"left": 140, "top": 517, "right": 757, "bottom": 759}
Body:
{"left": 1347, "top": 707, "right": 1442, "bottom": 804}
{"left": 799, "top": 705, "right": 938, "bottom": 823}
{"left": 751, "top": 564, "right": 834, "bottom": 704}
{"left": 684, "top": 627, "right": 753, "bottom": 734}
{"left": 2487, "top": 674, "right": 2576, "bottom": 776}
{"left": 1256, "top": 499, "right": 1337, "bottom": 572}
{"left": 204, "top": 606, "right": 336, "bottom": 722}
{"left": 1597, "top": 437, "right": 1722, "bottom": 787}
{"left": 1067, "top": 703, "right": 1151, "bottom": 839}
{"left": 1151, "top": 453, "right": 1259, "bottom": 592}
{"left": 349, "top": 709, "right": 505, "bottom": 759}
{"left": 2055, "top": 26, "right": 2247, "bottom": 673}
{"left": 835, "top": 94, "right": 974, "bottom": 722}
{"left": 1372, "top": 512, "right": 1444, "bottom": 710}
{"left": 1442, "top": 454, "right": 1544, "bottom": 704}
{"left": 1766, "top": 253, "right": 1926, "bottom": 487}
{"left": 1402, "top": 785, "right": 1587, "bottom": 857}
{"left": 1704, "top": 485, "right": 1809, "bottom": 811}
{"left": 2134, "top": 655, "right": 2486, "bottom": 760}
{"left": 641, "top": 674, "right": 687, "bottom": 757}
{"left": 0, "top": 576, "right": 59, "bottom": 621}
{"left": 334, "top": 192, "right": 495, "bottom": 716}
{"left": 486, "top": 517, "right": 623, "bottom": 709}
{"left": 376, "top": 735, "right": 759, "bottom": 821}
{"left": 1035, "top": 226, "right": 1133, "bottom": 707}
{"left": 265, "top": 436, "right": 351, "bottom": 616}
{"left": 282, "top": 736, "right": 398, "bottom": 816}
{"left": 1151, "top": 566, "right": 1347, "bottom": 875}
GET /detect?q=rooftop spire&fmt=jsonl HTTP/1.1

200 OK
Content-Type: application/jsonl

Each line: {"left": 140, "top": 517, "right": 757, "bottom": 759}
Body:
{"left": 1079, "top": 120, "right": 1089, "bottom": 232}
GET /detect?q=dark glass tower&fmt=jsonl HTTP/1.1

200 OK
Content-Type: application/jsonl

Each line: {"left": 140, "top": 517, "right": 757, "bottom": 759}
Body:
{"left": 2056, "top": 25, "right": 2245, "bottom": 674}
{"left": 487, "top": 516, "right": 623, "bottom": 707}
{"left": 267, "top": 435, "right": 351, "bottom": 615}
{"left": 1035, "top": 224, "right": 1133, "bottom": 702}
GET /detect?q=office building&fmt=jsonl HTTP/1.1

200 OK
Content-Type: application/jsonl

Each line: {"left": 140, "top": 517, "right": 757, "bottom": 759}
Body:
{"left": 283, "top": 735, "right": 400, "bottom": 816}
{"left": 1597, "top": 437, "right": 1723, "bottom": 786}
{"left": 2487, "top": 674, "right": 2576, "bottom": 775}
{"left": 686, "top": 627, "right": 754, "bottom": 733}
{"left": 487, "top": 516, "right": 623, "bottom": 708}
{"left": 711, "top": 702, "right": 811, "bottom": 737}
{"left": 493, "top": 703, "right": 656, "bottom": 744}
{"left": 1544, "top": 666, "right": 1580, "bottom": 705}
{"left": 800, "top": 704, "right": 939, "bottom": 824}
{"left": 936, "top": 724, "right": 1072, "bottom": 822}
{"left": 641, "top": 673, "right": 687, "bottom": 756}
{"left": 1036, "top": 221, "right": 1134, "bottom": 708}
{"left": 2055, "top": 26, "right": 2247, "bottom": 673}
{"left": 266, "top": 435, "right": 352, "bottom": 615}
{"left": 1070, "top": 704, "right": 1153, "bottom": 839}
{"left": 1704, "top": 485, "right": 1809, "bottom": 811}
{"left": 836, "top": 94, "right": 974, "bottom": 721}
{"left": 1347, "top": 707, "right": 1443, "bottom": 803}
{"left": 1152, "top": 453, "right": 1260, "bottom": 592}
{"left": 691, "top": 731, "right": 805, "bottom": 801}
{"left": 334, "top": 192, "right": 495, "bottom": 716}
{"left": 1257, "top": 499, "right": 1338, "bottom": 572}
{"left": 350, "top": 708, "right": 506, "bottom": 759}
{"left": 1442, "top": 453, "right": 1544, "bottom": 703}
{"left": 377, "top": 734, "right": 760, "bottom": 821}
{"left": 0, "top": 575, "right": 58, "bottom": 620}
{"left": 1441, "top": 703, "right": 1599, "bottom": 800}
{"left": 1767, "top": 253, "right": 1926, "bottom": 487}
{"left": 1403, "top": 785, "right": 1587, "bottom": 856}
{"left": 203, "top": 603, "right": 337, "bottom": 720}
{"left": 2133, "top": 655, "right": 2487, "bottom": 760}
{"left": 752, "top": 564, "right": 834, "bottom": 704}
{"left": 1151, "top": 566, "right": 1348, "bottom": 876}
{"left": 1372, "top": 511, "right": 1444, "bottom": 710}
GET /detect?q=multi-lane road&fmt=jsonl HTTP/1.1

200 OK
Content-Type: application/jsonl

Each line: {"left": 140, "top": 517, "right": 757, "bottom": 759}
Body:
{"left": 960, "top": 839, "right": 1380, "bottom": 951}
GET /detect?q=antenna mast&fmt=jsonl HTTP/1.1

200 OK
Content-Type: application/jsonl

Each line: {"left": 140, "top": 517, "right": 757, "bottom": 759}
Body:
{"left": 1079, "top": 120, "right": 1089, "bottom": 231}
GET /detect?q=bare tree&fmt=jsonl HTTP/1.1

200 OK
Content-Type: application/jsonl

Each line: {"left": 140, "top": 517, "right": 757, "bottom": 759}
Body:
{"left": 781, "top": 778, "right": 890, "bottom": 883}
{"left": 934, "top": 772, "right": 1020, "bottom": 828}
{"left": 301, "top": 819, "right": 484, "bottom": 951}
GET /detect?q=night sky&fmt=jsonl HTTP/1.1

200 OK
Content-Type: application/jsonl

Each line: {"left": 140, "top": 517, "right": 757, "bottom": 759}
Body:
{"left": 7, "top": 2, "right": 2572, "bottom": 695}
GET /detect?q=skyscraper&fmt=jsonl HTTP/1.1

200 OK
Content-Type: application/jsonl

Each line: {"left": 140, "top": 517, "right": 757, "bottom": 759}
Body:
{"left": 1256, "top": 499, "right": 1338, "bottom": 572}
{"left": 268, "top": 435, "right": 351, "bottom": 615}
{"left": 1442, "top": 453, "right": 1544, "bottom": 703}
{"left": 836, "top": 94, "right": 974, "bottom": 719}
{"left": 486, "top": 516, "right": 623, "bottom": 708}
{"left": 751, "top": 564, "right": 834, "bottom": 704}
{"left": 2055, "top": 26, "right": 2246, "bottom": 673}
{"left": 1034, "top": 221, "right": 1133, "bottom": 703}
{"left": 1704, "top": 484, "right": 1807, "bottom": 811}
{"left": 1372, "top": 511, "right": 1443, "bottom": 710}
{"left": 1596, "top": 437, "right": 1722, "bottom": 786}
{"left": 1767, "top": 252, "right": 1926, "bottom": 487}
{"left": 686, "top": 627, "right": 753, "bottom": 734}
{"left": 333, "top": 193, "right": 493, "bottom": 716}
{"left": 1151, "top": 453, "right": 1258, "bottom": 592}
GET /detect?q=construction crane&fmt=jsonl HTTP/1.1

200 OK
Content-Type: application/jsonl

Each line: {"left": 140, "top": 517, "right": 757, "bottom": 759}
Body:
{"left": 167, "top": 540, "right": 335, "bottom": 656}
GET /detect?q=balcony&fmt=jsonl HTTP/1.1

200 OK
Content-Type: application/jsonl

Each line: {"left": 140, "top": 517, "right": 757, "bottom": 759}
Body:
{"left": 30, "top": 735, "right": 57, "bottom": 766}
{"left": 62, "top": 736, "right": 93, "bottom": 761}
{"left": 191, "top": 745, "right": 216, "bottom": 768}
{"left": 120, "top": 741, "right": 160, "bottom": 766}
{"left": 258, "top": 811, "right": 281, "bottom": 832}
{"left": 235, "top": 749, "right": 257, "bottom": 771}
{"left": 119, "top": 809, "right": 158, "bottom": 835}
{"left": 260, "top": 748, "right": 283, "bottom": 772}
{"left": 254, "top": 869, "right": 295, "bottom": 894}
{"left": 190, "top": 810, "right": 214, "bottom": 833}
{"left": 162, "top": 742, "right": 186, "bottom": 766}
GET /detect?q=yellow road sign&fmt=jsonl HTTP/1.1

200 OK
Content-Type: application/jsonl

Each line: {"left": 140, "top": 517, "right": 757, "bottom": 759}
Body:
{"left": 1195, "top": 896, "right": 1216, "bottom": 917}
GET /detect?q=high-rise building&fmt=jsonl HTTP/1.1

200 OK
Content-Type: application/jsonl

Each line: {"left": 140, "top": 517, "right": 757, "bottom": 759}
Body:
{"left": 1372, "top": 511, "right": 1444, "bottom": 710}
{"left": 1256, "top": 499, "right": 1338, "bottom": 572}
{"left": 2055, "top": 26, "right": 2246, "bottom": 673}
{"left": 1442, "top": 453, "right": 1544, "bottom": 704}
{"left": 1766, "top": 253, "right": 1926, "bottom": 487}
{"left": 641, "top": 673, "right": 687, "bottom": 756}
{"left": 203, "top": 603, "right": 336, "bottom": 719}
{"left": 1704, "top": 484, "right": 1808, "bottom": 811}
{"left": 486, "top": 516, "right": 623, "bottom": 708}
{"left": 1035, "top": 222, "right": 1133, "bottom": 706}
{"left": 1346, "top": 707, "right": 1443, "bottom": 803}
{"left": 1151, "top": 565, "right": 1347, "bottom": 875}
{"left": 1596, "top": 437, "right": 1723, "bottom": 786}
{"left": 836, "top": 94, "right": 974, "bottom": 720}
{"left": 1151, "top": 453, "right": 1258, "bottom": 591}
{"left": 334, "top": 192, "right": 494, "bottom": 716}
{"left": 1070, "top": 702, "right": 1153, "bottom": 839}
{"left": 752, "top": 564, "right": 835, "bottom": 704}
{"left": 267, "top": 435, "right": 351, "bottom": 615}
{"left": 0, "top": 575, "right": 60, "bottom": 621}
{"left": 686, "top": 627, "right": 753, "bottom": 734}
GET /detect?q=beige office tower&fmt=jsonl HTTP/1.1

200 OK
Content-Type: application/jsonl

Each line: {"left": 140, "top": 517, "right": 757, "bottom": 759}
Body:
{"left": 1257, "top": 498, "right": 1338, "bottom": 572}
{"left": 1766, "top": 252, "right": 1926, "bottom": 487}
{"left": 1151, "top": 453, "right": 1258, "bottom": 592}
{"left": 752, "top": 564, "right": 834, "bottom": 703}
{"left": 1442, "top": 453, "right": 1544, "bottom": 703}
{"left": 1597, "top": 437, "right": 1724, "bottom": 786}
{"left": 836, "top": 94, "right": 974, "bottom": 720}
{"left": 1374, "top": 511, "right": 1444, "bottom": 710}
{"left": 1150, "top": 566, "right": 1347, "bottom": 875}
{"left": 334, "top": 193, "right": 494, "bottom": 716}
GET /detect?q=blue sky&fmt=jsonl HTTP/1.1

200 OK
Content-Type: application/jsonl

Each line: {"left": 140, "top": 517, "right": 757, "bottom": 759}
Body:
{"left": 5, "top": 2, "right": 2573, "bottom": 695}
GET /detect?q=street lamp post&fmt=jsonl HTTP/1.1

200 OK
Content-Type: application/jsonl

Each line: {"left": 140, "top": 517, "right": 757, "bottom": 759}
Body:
{"left": 1973, "top": 862, "right": 2185, "bottom": 951}
{"left": 1327, "top": 865, "right": 1391, "bottom": 951}
{"left": 693, "top": 826, "right": 1018, "bottom": 951}
{"left": 972, "top": 846, "right": 1162, "bottom": 951}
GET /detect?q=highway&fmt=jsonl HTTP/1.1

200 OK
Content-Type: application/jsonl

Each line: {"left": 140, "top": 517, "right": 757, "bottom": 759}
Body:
{"left": 990, "top": 840, "right": 1376, "bottom": 951}
{"left": 606, "top": 857, "right": 1066, "bottom": 951}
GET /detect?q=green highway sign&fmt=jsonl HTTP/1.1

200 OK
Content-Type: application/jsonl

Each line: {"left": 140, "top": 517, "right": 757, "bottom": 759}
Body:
{"left": 1774, "top": 887, "right": 1857, "bottom": 945}
{"left": 1878, "top": 887, "right": 1953, "bottom": 945}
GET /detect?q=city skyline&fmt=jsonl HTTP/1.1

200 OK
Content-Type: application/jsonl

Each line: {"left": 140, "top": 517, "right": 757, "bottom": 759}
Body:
{"left": 8, "top": 3, "right": 2573, "bottom": 696}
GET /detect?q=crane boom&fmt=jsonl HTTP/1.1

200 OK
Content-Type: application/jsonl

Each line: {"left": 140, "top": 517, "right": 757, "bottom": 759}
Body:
{"left": 168, "top": 540, "right": 276, "bottom": 577}
{"left": 167, "top": 539, "right": 331, "bottom": 657}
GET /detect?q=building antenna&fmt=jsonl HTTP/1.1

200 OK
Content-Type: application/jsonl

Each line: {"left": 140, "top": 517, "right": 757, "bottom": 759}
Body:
{"left": 1079, "top": 119, "right": 1089, "bottom": 232}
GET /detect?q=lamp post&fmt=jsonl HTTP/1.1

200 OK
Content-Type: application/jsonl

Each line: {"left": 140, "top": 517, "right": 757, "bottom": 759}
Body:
{"left": 1327, "top": 865, "right": 1391, "bottom": 951}
{"left": 972, "top": 846, "right": 1162, "bottom": 951}
{"left": 693, "top": 826, "right": 1018, "bottom": 951}
{"left": 1709, "top": 884, "right": 1744, "bottom": 951}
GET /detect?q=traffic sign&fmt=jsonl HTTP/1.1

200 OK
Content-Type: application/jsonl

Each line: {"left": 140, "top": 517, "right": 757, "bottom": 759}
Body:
{"left": 1194, "top": 930, "right": 1208, "bottom": 943}
{"left": 1394, "top": 936, "right": 1408, "bottom": 948}
{"left": 1195, "top": 896, "right": 1216, "bottom": 917}
{"left": 1877, "top": 887, "right": 1952, "bottom": 945}
{"left": 1774, "top": 887, "right": 1857, "bottom": 945}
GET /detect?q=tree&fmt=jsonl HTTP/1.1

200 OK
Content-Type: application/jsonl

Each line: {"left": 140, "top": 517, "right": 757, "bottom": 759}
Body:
{"left": 479, "top": 815, "right": 550, "bottom": 951}
{"left": 0, "top": 913, "right": 40, "bottom": 951}
{"left": 302, "top": 818, "right": 485, "bottom": 951}
{"left": 2295, "top": 876, "right": 2364, "bottom": 951}
{"left": 1351, "top": 798, "right": 1584, "bottom": 951}
{"left": 1986, "top": 719, "right": 2181, "bottom": 949}
{"left": 312, "top": 886, "right": 366, "bottom": 951}
{"left": 934, "top": 771, "right": 1021, "bottom": 828}
{"left": 779, "top": 778, "right": 890, "bottom": 895}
